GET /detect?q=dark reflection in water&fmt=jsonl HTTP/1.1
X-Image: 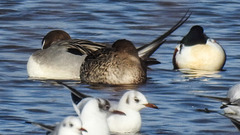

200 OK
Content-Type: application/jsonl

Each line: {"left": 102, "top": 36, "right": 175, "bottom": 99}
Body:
{"left": 0, "top": 0, "right": 240, "bottom": 134}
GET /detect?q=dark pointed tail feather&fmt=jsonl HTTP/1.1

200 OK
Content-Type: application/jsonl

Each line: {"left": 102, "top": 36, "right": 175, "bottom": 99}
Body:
{"left": 220, "top": 99, "right": 240, "bottom": 109}
{"left": 145, "top": 57, "right": 161, "bottom": 65}
{"left": 25, "top": 121, "right": 55, "bottom": 132}
{"left": 71, "top": 92, "right": 82, "bottom": 105}
{"left": 220, "top": 104, "right": 228, "bottom": 109}
{"left": 55, "top": 81, "right": 91, "bottom": 100}
{"left": 138, "top": 10, "right": 192, "bottom": 61}
{"left": 231, "top": 119, "right": 240, "bottom": 131}
{"left": 221, "top": 114, "right": 240, "bottom": 131}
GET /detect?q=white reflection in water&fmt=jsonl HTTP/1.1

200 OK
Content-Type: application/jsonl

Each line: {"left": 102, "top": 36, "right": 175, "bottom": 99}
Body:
{"left": 179, "top": 69, "right": 221, "bottom": 79}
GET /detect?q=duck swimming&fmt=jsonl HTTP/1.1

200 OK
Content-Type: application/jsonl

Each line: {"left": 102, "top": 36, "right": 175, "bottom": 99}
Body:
{"left": 173, "top": 25, "right": 226, "bottom": 71}
{"left": 27, "top": 11, "right": 191, "bottom": 83}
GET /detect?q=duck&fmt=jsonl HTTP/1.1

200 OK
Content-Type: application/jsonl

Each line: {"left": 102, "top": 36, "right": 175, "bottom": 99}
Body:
{"left": 80, "top": 39, "right": 147, "bottom": 84}
{"left": 27, "top": 11, "right": 191, "bottom": 82}
{"left": 27, "top": 30, "right": 106, "bottom": 79}
{"left": 172, "top": 25, "right": 226, "bottom": 71}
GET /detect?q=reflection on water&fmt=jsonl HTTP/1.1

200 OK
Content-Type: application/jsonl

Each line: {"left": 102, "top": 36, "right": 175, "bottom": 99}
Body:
{"left": 179, "top": 69, "right": 221, "bottom": 79}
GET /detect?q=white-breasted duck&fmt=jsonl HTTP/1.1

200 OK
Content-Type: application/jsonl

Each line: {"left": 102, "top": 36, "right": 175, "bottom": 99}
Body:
{"left": 173, "top": 25, "right": 226, "bottom": 71}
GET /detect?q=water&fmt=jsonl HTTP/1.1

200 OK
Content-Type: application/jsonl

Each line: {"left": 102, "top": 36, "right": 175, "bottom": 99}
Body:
{"left": 0, "top": 0, "right": 240, "bottom": 134}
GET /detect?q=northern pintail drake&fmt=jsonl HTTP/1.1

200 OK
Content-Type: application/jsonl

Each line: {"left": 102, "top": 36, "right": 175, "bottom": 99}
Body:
{"left": 173, "top": 25, "right": 226, "bottom": 71}
{"left": 27, "top": 11, "right": 191, "bottom": 82}
{"left": 27, "top": 30, "right": 106, "bottom": 80}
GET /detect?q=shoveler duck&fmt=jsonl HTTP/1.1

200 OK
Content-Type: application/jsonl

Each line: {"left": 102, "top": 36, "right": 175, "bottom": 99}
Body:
{"left": 172, "top": 25, "right": 226, "bottom": 71}
{"left": 27, "top": 11, "right": 191, "bottom": 83}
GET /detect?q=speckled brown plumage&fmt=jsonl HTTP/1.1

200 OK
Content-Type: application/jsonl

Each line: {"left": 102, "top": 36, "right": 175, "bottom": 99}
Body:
{"left": 80, "top": 39, "right": 147, "bottom": 85}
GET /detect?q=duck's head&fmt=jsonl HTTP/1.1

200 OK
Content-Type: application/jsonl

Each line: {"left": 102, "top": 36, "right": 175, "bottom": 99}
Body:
{"left": 42, "top": 30, "right": 71, "bottom": 49}
{"left": 181, "top": 25, "right": 208, "bottom": 46}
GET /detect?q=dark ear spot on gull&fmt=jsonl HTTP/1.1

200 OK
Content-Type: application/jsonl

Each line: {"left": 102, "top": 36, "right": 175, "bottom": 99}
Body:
{"left": 97, "top": 98, "right": 111, "bottom": 111}
{"left": 126, "top": 96, "right": 129, "bottom": 104}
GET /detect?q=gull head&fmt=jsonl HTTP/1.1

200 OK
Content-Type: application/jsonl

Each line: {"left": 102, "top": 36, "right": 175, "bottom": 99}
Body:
{"left": 118, "top": 90, "right": 158, "bottom": 111}
{"left": 57, "top": 116, "right": 87, "bottom": 135}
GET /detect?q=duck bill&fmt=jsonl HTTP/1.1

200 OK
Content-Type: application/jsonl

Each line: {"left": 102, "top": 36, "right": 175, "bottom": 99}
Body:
{"left": 80, "top": 127, "right": 88, "bottom": 132}
{"left": 144, "top": 103, "right": 159, "bottom": 109}
{"left": 112, "top": 110, "right": 126, "bottom": 115}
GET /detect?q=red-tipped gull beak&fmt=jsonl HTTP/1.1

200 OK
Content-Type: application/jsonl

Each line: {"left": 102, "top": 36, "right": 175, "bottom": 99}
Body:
{"left": 80, "top": 127, "right": 88, "bottom": 132}
{"left": 144, "top": 103, "right": 159, "bottom": 109}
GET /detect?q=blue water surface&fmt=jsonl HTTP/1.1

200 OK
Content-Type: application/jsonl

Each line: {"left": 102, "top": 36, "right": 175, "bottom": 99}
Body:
{"left": 0, "top": 0, "right": 240, "bottom": 134}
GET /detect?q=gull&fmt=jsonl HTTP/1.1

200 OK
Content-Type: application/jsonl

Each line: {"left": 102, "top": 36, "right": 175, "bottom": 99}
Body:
{"left": 198, "top": 83, "right": 240, "bottom": 115}
{"left": 107, "top": 90, "right": 158, "bottom": 133}
{"left": 222, "top": 113, "right": 240, "bottom": 131}
{"left": 198, "top": 84, "right": 240, "bottom": 131}
{"left": 56, "top": 81, "right": 158, "bottom": 134}
{"left": 71, "top": 96, "right": 125, "bottom": 135}
{"left": 26, "top": 116, "right": 87, "bottom": 135}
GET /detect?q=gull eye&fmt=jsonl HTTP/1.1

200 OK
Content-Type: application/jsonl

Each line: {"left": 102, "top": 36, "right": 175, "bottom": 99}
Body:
{"left": 134, "top": 98, "right": 140, "bottom": 103}
{"left": 69, "top": 123, "right": 73, "bottom": 127}
{"left": 105, "top": 104, "right": 110, "bottom": 110}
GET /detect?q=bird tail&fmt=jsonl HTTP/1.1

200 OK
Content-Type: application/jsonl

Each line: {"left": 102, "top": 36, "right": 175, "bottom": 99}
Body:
{"left": 138, "top": 10, "right": 192, "bottom": 65}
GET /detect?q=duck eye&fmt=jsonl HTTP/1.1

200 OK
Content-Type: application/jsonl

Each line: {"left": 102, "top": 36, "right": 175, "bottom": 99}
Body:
{"left": 134, "top": 98, "right": 140, "bottom": 103}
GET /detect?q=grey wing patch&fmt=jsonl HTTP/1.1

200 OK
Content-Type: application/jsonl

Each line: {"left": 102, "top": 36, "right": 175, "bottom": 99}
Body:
{"left": 55, "top": 39, "right": 107, "bottom": 55}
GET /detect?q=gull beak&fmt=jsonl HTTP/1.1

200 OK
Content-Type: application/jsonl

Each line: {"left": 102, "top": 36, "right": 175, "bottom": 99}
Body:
{"left": 112, "top": 110, "right": 126, "bottom": 115}
{"left": 144, "top": 103, "right": 159, "bottom": 109}
{"left": 80, "top": 127, "right": 88, "bottom": 132}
